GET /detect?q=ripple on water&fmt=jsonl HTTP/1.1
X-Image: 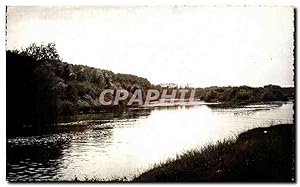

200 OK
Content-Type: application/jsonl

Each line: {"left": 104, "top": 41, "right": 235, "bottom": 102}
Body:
{"left": 7, "top": 102, "right": 294, "bottom": 181}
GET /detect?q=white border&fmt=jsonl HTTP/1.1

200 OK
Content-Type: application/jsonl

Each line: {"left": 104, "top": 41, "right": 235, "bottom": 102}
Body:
{"left": 1, "top": 1, "right": 298, "bottom": 187}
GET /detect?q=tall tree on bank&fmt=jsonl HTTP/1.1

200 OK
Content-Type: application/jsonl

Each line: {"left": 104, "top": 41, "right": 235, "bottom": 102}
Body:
{"left": 7, "top": 43, "right": 59, "bottom": 137}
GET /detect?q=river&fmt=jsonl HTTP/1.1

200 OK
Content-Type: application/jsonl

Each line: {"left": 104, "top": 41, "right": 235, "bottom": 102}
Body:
{"left": 7, "top": 101, "right": 294, "bottom": 181}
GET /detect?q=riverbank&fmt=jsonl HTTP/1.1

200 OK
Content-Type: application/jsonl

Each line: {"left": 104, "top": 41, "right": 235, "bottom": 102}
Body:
{"left": 133, "top": 124, "right": 295, "bottom": 182}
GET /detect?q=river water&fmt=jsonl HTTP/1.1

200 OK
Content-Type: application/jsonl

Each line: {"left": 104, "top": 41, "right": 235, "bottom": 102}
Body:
{"left": 7, "top": 102, "right": 294, "bottom": 181}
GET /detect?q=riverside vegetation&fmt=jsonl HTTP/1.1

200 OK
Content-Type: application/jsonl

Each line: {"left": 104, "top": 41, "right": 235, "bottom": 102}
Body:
{"left": 7, "top": 43, "right": 294, "bottom": 137}
{"left": 7, "top": 43, "right": 295, "bottom": 182}
{"left": 133, "top": 124, "right": 294, "bottom": 182}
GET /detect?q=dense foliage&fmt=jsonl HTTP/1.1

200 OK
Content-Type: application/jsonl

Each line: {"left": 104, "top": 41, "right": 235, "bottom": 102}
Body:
{"left": 7, "top": 43, "right": 151, "bottom": 136}
{"left": 194, "top": 85, "right": 293, "bottom": 103}
{"left": 6, "top": 43, "right": 294, "bottom": 136}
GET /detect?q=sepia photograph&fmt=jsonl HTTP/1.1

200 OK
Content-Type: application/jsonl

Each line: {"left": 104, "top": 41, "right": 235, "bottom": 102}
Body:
{"left": 6, "top": 6, "right": 295, "bottom": 182}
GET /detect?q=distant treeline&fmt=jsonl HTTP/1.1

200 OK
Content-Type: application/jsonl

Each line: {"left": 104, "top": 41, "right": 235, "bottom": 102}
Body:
{"left": 6, "top": 43, "right": 294, "bottom": 136}
{"left": 194, "top": 85, "right": 294, "bottom": 103}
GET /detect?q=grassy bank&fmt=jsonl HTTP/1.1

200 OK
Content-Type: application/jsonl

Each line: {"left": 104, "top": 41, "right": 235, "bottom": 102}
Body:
{"left": 134, "top": 124, "right": 295, "bottom": 182}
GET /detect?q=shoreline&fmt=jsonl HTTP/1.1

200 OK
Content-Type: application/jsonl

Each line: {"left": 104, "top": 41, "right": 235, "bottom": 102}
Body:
{"left": 133, "top": 124, "right": 295, "bottom": 182}
{"left": 7, "top": 123, "right": 295, "bottom": 182}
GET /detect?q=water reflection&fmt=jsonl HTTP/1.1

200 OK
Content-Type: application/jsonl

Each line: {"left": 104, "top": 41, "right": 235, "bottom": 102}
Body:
{"left": 7, "top": 102, "right": 294, "bottom": 181}
{"left": 7, "top": 134, "right": 70, "bottom": 181}
{"left": 208, "top": 103, "right": 284, "bottom": 116}
{"left": 58, "top": 108, "right": 152, "bottom": 123}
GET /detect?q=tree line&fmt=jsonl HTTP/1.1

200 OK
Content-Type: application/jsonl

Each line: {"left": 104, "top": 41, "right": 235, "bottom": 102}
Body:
{"left": 6, "top": 43, "right": 294, "bottom": 136}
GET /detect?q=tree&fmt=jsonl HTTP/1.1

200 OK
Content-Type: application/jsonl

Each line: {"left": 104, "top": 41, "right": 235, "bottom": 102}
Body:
{"left": 7, "top": 46, "right": 59, "bottom": 137}
{"left": 21, "top": 43, "right": 61, "bottom": 61}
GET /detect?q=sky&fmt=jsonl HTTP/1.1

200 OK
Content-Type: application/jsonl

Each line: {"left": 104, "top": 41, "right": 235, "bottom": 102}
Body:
{"left": 6, "top": 6, "right": 294, "bottom": 87}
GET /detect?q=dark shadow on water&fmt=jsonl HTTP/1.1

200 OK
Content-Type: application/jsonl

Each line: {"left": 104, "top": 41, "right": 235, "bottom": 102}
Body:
{"left": 7, "top": 136, "right": 70, "bottom": 181}
{"left": 57, "top": 108, "right": 152, "bottom": 123}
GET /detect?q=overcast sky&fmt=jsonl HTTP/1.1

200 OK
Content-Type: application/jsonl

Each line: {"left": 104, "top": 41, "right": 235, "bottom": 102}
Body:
{"left": 6, "top": 6, "right": 294, "bottom": 87}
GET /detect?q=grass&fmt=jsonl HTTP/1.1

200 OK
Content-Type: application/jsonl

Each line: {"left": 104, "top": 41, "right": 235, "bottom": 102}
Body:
{"left": 133, "top": 124, "right": 295, "bottom": 182}
{"left": 66, "top": 124, "right": 294, "bottom": 182}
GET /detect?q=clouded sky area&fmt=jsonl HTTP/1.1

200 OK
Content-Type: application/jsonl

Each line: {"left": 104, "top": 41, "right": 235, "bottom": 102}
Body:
{"left": 7, "top": 6, "right": 294, "bottom": 87}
